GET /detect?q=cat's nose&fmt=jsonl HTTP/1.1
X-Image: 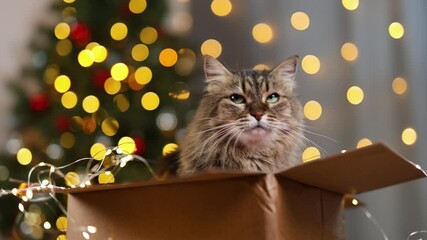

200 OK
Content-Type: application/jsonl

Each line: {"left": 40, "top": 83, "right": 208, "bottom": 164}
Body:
{"left": 251, "top": 112, "right": 264, "bottom": 121}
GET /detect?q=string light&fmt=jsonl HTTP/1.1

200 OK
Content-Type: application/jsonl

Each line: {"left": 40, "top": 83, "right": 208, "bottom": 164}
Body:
{"left": 302, "top": 147, "right": 321, "bottom": 162}
{"left": 291, "top": 12, "right": 310, "bottom": 31}
{"left": 118, "top": 137, "right": 136, "bottom": 154}
{"left": 301, "top": 55, "right": 320, "bottom": 74}
{"left": 252, "top": 23, "right": 273, "bottom": 43}
{"left": 200, "top": 39, "right": 222, "bottom": 58}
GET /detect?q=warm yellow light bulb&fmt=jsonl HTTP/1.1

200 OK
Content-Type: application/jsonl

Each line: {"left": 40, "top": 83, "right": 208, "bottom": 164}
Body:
{"left": 78, "top": 49, "right": 94, "bottom": 67}
{"left": 61, "top": 91, "right": 78, "bottom": 109}
{"left": 304, "top": 100, "right": 322, "bottom": 121}
{"left": 129, "top": 0, "right": 147, "bottom": 14}
{"left": 302, "top": 147, "right": 321, "bottom": 162}
{"left": 54, "top": 75, "right": 71, "bottom": 93}
{"left": 118, "top": 136, "right": 136, "bottom": 154}
{"left": 301, "top": 55, "right": 320, "bottom": 74}
{"left": 342, "top": 0, "right": 359, "bottom": 11}
{"left": 402, "top": 128, "right": 417, "bottom": 145}
{"left": 110, "top": 22, "right": 128, "bottom": 41}
{"left": 291, "top": 12, "right": 310, "bottom": 31}
{"left": 104, "top": 77, "right": 121, "bottom": 95}
{"left": 82, "top": 95, "right": 100, "bottom": 113}
{"left": 211, "top": 0, "right": 232, "bottom": 17}
{"left": 347, "top": 86, "right": 364, "bottom": 105}
{"left": 98, "top": 171, "right": 115, "bottom": 184}
{"left": 134, "top": 66, "right": 152, "bottom": 85}
{"left": 200, "top": 39, "right": 222, "bottom": 58}
{"left": 392, "top": 77, "right": 408, "bottom": 95}
{"left": 90, "top": 143, "right": 107, "bottom": 160}
{"left": 54, "top": 22, "right": 70, "bottom": 40}
{"left": 389, "top": 22, "right": 404, "bottom": 39}
{"left": 132, "top": 44, "right": 149, "bottom": 62}
{"left": 141, "top": 92, "right": 160, "bottom": 111}
{"left": 341, "top": 42, "right": 358, "bottom": 61}
{"left": 159, "top": 48, "right": 178, "bottom": 67}
{"left": 140, "top": 27, "right": 158, "bottom": 44}
{"left": 17, "top": 148, "right": 32, "bottom": 165}
{"left": 111, "top": 63, "right": 129, "bottom": 81}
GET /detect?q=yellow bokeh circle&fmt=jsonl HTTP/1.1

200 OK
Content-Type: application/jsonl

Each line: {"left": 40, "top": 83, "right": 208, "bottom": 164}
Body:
{"left": 357, "top": 138, "right": 372, "bottom": 148}
{"left": 304, "top": 100, "right": 322, "bottom": 121}
{"left": 90, "top": 143, "right": 107, "bottom": 160}
{"left": 101, "top": 117, "right": 119, "bottom": 136}
{"left": 347, "top": 86, "right": 364, "bottom": 105}
{"left": 98, "top": 171, "right": 115, "bottom": 184}
{"left": 129, "top": 0, "right": 147, "bottom": 14}
{"left": 162, "top": 143, "right": 179, "bottom": 156}
{"left": 141, "top": 92, "right": 160, "bottom": 111}
{"left": 200, "top": 39, "right": 222, "bottom": 58}
{"left": 56, "top": 39, "right": 73, "bottom": 56}
{"left": 104, "top": 77, "right": 121, "bottom": 95}
{"left": 159, "top": 48, "right": 178, "bottom": 67}
{"left": 78, "top": 49, "right": 94, "bottom": 67}
{"left": 392, "top": 77, "right": 408, "bottom": 95}
{"left": 118, "top": 136, "right": 136, "bottom": 154}
{"left": 111, "top": 63, "right": 129, "bottom": 81}
{"left": 341, "top": 42, "right": 358, "bottom": 61}
{"left": 140, "top": 27, "right": 158, "bottom": 45}
{"left": 302, "top": 147, "right": 321, "bottom": 162}
{"left": 135, "top": 66, "right": 153, "bottom": 85}
{"left": 110, "top": 22, "right": 128, "bottom": 41}
{"left": 132, "top": 44, "right": 149, "bottom": 62}
{"left": 61, "top": 91, "right": 78, "bottom": 109}
{"left": 402, "top": 128, "right": 417, "bottom": 145}
{"left": 301, "top": 55, "right": 320, "bottom": 74}
{"left": 252, "top": 23, "right": 273, "bottom": 43}
{"left": 64, "top": 172, "right": 80, "bottom": 187}
{"left": 82, "top": 95, "right": 100, "bottom": 113}
{"left": 291, "top": 12, "right": 310, "bottom": 31}
{"left": 342, "top": 0, "right": 359, "bottom": 11}
{"left": 17, "top": 148, "right": 32, "bottom": 165}
{"left": 211, "top": 0, "right": 232, "bottom": 17}
{"left": 54, "top": 75, "right": 71, "bottom": 93}
{"left": 60, "top": 132, "right": 75, "bottom": 149}
{"left": 54, "top": 22, "right": 70, "bottom": 40}
{"left": 56, "top": 216, "right": 67, "bottom": 232}
{"left": 92, "top": 45, "right": 108, "bottom": 63}
{"left": 389, "top": 22, "right": 404, "bottom": 39}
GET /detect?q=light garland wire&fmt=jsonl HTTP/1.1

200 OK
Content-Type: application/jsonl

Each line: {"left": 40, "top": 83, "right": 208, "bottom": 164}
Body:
{"left": 0, "top": 142, "right": 158, "bottom": 239}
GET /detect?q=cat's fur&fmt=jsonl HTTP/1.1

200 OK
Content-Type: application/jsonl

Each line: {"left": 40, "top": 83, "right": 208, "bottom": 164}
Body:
{"left": 174, "top": 55, "right": 304, "bottom": 176}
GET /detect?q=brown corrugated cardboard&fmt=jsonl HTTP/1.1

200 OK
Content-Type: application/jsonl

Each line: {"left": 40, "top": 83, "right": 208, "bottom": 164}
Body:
{"left": 65, "top": 143, "right": 426, "bottom": 240}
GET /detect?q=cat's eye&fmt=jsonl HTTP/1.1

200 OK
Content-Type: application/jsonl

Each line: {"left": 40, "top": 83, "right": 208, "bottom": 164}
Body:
{"left": 266, "top": 93, "right": 280, "bottom": 103}
{"left": 230, "top": 94, "right": 246, "bottom": 104}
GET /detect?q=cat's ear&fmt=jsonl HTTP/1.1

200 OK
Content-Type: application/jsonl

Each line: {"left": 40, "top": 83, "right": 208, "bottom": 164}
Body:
{"left": 204, "top": 55, "right": 232, "bottom": 83}
{"left": 269, "top": 55, "right": 298, "bottom": 91}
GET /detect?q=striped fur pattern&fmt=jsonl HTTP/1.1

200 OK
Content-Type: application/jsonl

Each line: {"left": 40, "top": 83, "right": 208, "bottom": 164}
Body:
{"left": 177, "top": 55, "right": 304, "bottom": 176}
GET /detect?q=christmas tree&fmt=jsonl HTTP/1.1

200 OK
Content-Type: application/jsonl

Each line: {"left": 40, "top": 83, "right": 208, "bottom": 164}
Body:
{"left": 0, "top": 0, "right": 195, "bottom": 238}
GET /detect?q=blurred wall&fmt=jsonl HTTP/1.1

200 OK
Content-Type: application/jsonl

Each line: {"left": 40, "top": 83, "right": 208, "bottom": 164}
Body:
{"left": 0, "top": 1, "right": 51, "bottom": 147}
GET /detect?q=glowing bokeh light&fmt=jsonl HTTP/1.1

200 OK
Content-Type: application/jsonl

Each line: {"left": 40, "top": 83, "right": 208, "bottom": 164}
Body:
{"left": 111, "top": 63, "right": 129, "bottom": 81}
{"left": 402, "top": 128, "right": 417, "bottom": 145}
{"left": 200, "top": 39, "right": 222, "bottom": 58}
{"left": 56, "top": 216, "right": 67, "bottom": 232}
{"left": 54, "top": 22, "right": 70, "bottom": 40}
{"left": 392, "top": 77, "right": 408, "bottom": 95}
{"left": 135, "top": 66, "right": 152, "bottom": 85}
{"left": 302, "top": 147, "right": 321, "bottom": 162}
{"left": 104, "top": 77, "right": 121, "bottom": 95}
{"left": 17, "top": 148, "right": 32, "bottom": 165}
{"left": 357, "top": 138, "right": 372, "bottom": 148}
{"left": 389, "top": 22, "right": 404, "bottom": 39}
{"left": 341, "top": 42, "right": 358, "bottom": 61}
{"left": 82, "top": 95, "right": 100, "bottom": 113}
{"left": 114, "top": 94, "right": 130, "bottom": 112}
{"left": 61, "top": 91, "right": 78, "bottom": 109}
{"left": 90, "top": 143, "right": 107, "bottom": 160}
{"left": 159, "top": 48, "right": 178, "bottom": 67}
{"left": 342, "top": 0, "right": 359, "bottom": 11}
{"left": 64, "top": 172, "right": 80, "bottom": 187}
{"left": 131, "top": 44, "right": 149, "bottom": 62}
{"left": 140, "top": 27, "right": 158, "bottom": 45}
{"left": 252, "top": 23, "right": 273, "bottom": 43}
{"left": 118, "top": 136, "right": 136, "bottom": 154}
{"left": 347, "top": 86, "right": 364, "bottom": 105}
{"left": 291, "top": 12, "right": 310, "bottom": 31}
{"left": 92, "top": 45, "right": 108, "bottom": 63}
{"left": 301, "top": 55, "right": 320, "bottom": 74}
{"left": 56, "top": 39, "right": 72, "bottom": 56}
{"left": 211, "top": 0, "right": 232, "bottom": 17}
{"left": 141, "top": 92, "right": 160, "bottom": 111}
{"left": 110, "top": 22, "right": 128, "bottom": 41}
{"left": 129, "top": 0, "right": 147, "bottom": 14}
{"left": 60, "top": 132, "right": 75, "bottom": 149}
{"left": 54, "top": 75, "right": 71, "bottom": 93}
{"left": 98, "top": 171, "right": 115, "bottom": 184}
{"left": 101, "top": 117, "right": 119, "bottom": 136}
{"left": 304, "top": 100, "right": 322, "bottom": 121}
{"left": 162, "top": 143, "right": 179, "bottom": 156}
{"left": 78, "top": 49, "right": 94, "bottom": 67}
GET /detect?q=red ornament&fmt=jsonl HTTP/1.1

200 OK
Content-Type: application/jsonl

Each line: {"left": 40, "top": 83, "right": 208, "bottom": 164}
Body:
{"left": 55, "top": 116, "right": 70, "bottom": 133}
{"left": 30, "top": 94, "right": 50, "bottom": 112}
{"left": 70, "top": 23, "right": 92, "bottom": 47}
{"left": 132, "top": 136, "right": 146, "bottom": 155}
{"left": 93, "top": 70, "right": 111, "bottom": 89}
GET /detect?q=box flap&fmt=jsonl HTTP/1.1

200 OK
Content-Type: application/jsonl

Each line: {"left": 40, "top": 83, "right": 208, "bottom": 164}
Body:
{"left": 278, "top": 143, "right": 426, "bottom": 194}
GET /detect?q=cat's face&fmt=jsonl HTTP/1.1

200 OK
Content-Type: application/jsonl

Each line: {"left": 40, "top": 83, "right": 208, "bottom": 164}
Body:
{"left": 201, "top": 55, "right": 303, "bottom": 148}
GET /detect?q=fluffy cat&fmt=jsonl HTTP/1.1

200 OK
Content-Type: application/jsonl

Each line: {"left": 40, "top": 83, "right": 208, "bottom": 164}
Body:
{"left": 167, "top": 55, "right": 304, "bottom": 176}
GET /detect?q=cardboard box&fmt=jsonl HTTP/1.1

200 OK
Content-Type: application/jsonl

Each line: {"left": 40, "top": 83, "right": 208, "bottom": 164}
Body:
{"left": 66, "top": 143, "right": 426, "bottom": 240}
